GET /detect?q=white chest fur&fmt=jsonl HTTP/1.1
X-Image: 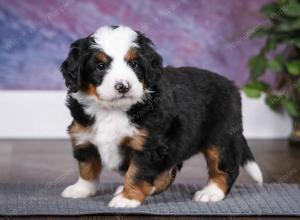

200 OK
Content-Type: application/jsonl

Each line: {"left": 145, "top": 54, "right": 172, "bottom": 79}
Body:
{"left": 71, "top": 93, "right": 137, "bottom": 171}
{"left": 92, "top": 109, "right": 137, "bottom": 170}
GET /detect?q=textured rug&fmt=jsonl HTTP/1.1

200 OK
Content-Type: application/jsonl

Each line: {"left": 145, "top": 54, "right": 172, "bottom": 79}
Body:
{"left": 0, "top": 183, "right": 299, "bottom": 216}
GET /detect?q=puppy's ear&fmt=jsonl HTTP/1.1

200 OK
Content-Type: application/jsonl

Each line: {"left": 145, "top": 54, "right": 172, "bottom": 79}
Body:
{"left": 136, "top": 32, "right": 163, "bottom": 88}
{"left": 60, "top": 37, "right": 90, "bottom": 93}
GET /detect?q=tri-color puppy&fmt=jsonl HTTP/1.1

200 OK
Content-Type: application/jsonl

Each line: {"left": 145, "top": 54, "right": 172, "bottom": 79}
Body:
{"left": 60, "top": 25, "right": 263, "bottom": 208}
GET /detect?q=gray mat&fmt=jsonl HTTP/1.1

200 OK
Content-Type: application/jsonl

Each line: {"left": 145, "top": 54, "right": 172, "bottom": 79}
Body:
{"left": 0, "top": 183, "right": 299, "bottom": 216}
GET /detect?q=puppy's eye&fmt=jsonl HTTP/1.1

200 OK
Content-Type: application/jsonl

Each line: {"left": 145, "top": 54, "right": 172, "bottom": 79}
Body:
{"left": 96, "top": 63, "right": 106, "bottom": 71}
{"left": 129, "top": 60, "right": 138, "bottom": 69}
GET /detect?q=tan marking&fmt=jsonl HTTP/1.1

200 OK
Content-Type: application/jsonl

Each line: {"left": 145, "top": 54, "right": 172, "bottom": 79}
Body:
{"left": 203, "top": 146, "right": 228, "bottom": 193}
{"left": 122, "top": 129, "right": 148, "bottom": 151}
{"left": 68, "top": 121, "right": 91, "bottom": 146}
{"left": 96, "top": 52, "right": 109, "bottom": 63}
{"left": 79, "top": 156, "right": 102, "bottom": 181}
{"left": 86, "top": 83, "right": 100, "bottom": 99}
{"left": 68, "top": 121, "right": 88, "bottom": 135}
{"left": 68, "top": 122, "right": 89, "bottom": 144}
{"left": 120, "top": 162, "right": 152, "bottom": 202}
{"left": 153, "top": 169, "right": 174, "bottom": 194}
{"left": 125, "top": 47, "right": 138, "bottom": 61}
{"left": 68, "top": 121, "right": 101, "bottom": 181}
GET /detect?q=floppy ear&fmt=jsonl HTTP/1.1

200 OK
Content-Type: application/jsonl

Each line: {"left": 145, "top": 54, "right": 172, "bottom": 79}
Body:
{"left": 136, "top": 32, "right": 163, "bottom": 88}
{"left": 60, "top": 38, "right": 89, "bottom": 93}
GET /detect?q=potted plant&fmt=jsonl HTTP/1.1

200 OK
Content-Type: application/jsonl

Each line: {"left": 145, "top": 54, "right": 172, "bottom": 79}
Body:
{"left": 243, "top": 0, "right": 300, "bottom": 146}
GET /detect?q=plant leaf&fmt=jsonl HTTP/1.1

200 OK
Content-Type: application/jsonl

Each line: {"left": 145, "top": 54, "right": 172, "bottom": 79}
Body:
{"left": 261, "top": 2, "right": 280, "bottom": 18}
{"left": 278, "top": 0, "right": 289, "bottom": 6}
{"left": 265, "top": 94, "right": 282, "bottom": 110}
{"left": 266, "top": 37, "right": 278, "bottom": 51}
{"left": 252, "top": 81, "right": 270, "bottom": 91}
{"left": 282, "top": 0, "right": 300, "bottom": 17}
{"left": 282, "top": 99, "right": 300, "bottom": 118}
{"left": 297, "top": 79, "right": 300, "bottom": 92}
{"left": 268, "top": 54, "right": 285, "bottom": 72}
{"left": 286, "top": 60, "right": 300, "bottom": 76}
{"left": 275, "top": 18, "right": 300, "bottom": 32}
{"left": 248, "top": 54, "right": 267, "bottom": 80}
{"left": 243, "top": 85, "right": 262, "bottom": 98}
{"left": 243, "top": 81, "right": 270, "bottom": 98}
{"left": 268, "top": 59, "right": 282, "bottom": 72}
{"left": 288, "top": 38, "right": 300, "bottom": 48}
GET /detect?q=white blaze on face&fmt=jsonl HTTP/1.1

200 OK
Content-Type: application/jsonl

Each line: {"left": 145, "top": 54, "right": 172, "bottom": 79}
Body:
{"left": 91, "top": 26, "right": 143, "bottom": 108}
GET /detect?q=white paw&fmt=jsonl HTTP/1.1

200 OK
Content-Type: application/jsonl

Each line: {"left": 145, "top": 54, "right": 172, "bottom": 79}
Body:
{"left": 62, "top": 177, "right": 98, "bottom": 199}
{"left": 114, "top": 185, "right": 124, "bottom": 195}
{"left": 108, "top": 193, "right": 141, "bottom": 208}
{"left": 193, "top": 181, "right": 225, "bottom": 203}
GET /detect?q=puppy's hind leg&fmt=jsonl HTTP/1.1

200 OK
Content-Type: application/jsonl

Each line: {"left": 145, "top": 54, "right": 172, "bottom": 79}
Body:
{"left": 193, "top": 145, "right": 239, "bottom": 203}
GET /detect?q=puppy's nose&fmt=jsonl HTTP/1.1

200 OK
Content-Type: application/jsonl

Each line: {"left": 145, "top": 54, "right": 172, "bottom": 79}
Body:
{"left": 114, "top": 81, "right": 131, "bottom": 94}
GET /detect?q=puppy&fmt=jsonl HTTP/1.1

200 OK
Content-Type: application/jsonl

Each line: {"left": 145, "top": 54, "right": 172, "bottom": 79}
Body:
{"left": 60, "top": 25, "right": 263, "bottom": 208}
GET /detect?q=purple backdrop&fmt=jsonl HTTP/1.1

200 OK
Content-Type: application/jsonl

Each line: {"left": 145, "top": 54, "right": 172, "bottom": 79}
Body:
{"left": 0, "top": 0, "right": 272, "bottom": 90}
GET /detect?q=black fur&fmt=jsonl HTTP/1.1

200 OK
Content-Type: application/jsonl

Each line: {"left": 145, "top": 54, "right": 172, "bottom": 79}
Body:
{"left": 60, "top": 37, "right": 112, "bottom": 93}
{"left": 61, "top": 27, "right": 257, "bottom": 196}
{"left": 135, "top": 32, "right": 163, "bottom": 88}
{"left": 73, "top": 144, "right": 100, "bottom": 162}
{"left": 61, "top": 37, "right": 91, "bottom": 92}
{"left": 66, "top": 96, "right": 95, "bottom": 126}
{"left": 128, "top": 66, "right": 255, "bottom": 193}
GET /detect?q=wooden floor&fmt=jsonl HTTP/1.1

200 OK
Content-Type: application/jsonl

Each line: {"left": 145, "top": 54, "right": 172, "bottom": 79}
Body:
{"left": 0, "top": 139, "right": 299, "bottom": 220}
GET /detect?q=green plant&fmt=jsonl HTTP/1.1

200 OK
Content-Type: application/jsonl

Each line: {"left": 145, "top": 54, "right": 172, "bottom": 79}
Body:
{"left": 244, "top": 0, "right": 300, "bottom": 119}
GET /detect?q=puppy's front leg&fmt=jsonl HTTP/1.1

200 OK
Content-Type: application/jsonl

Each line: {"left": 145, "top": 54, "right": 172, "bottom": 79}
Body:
{"left": 108, "top": 162, "right": 153, "bottom": 208}
{"left": 62, "top": 143, "right": 102, "bottom": 199}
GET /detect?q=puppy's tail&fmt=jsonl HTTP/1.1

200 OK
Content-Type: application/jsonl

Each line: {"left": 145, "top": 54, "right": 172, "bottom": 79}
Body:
{"left": 237, "top": 135, "right": 263, "bottom": 186}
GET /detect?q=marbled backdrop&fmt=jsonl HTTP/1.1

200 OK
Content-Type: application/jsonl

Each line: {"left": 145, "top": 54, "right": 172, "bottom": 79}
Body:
{"left": 0, "top": 0, "right": 272, "bottom": 90}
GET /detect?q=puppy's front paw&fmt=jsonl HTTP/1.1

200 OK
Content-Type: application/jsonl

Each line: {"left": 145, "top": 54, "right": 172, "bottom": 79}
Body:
{"left": 62, "top": 178, "right": 98, "bottom": 199}
{"left": 108, "top": 193, "right": 141, "bottom": 208}
{"left": 193, "top": 182, "right": 225, "bottom": 203}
